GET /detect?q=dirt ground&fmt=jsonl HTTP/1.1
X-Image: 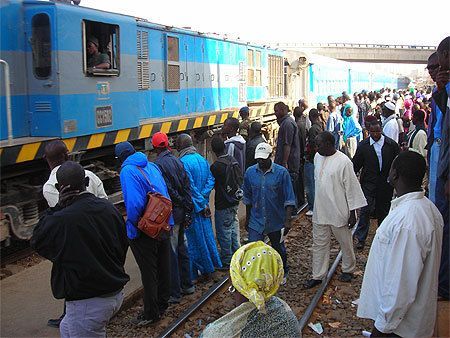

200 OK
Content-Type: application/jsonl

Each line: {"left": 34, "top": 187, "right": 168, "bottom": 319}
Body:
{"left": 107, "top": 214, "right": 377, "bottom": 337}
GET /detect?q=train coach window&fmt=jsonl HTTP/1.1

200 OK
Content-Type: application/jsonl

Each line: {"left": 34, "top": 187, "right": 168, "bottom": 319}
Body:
{"left": 82, "top": 20, "right": 120, "bottom": 76}
{"left": 32, "top": 14, "right": 51, "bottom": 79}
{"left": 165, "top": 35, "right": 180, "bottom": 91}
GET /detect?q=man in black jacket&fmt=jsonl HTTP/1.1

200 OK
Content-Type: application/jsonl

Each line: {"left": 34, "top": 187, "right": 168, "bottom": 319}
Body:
{"left": 152, "top": 132, "right": 195, "bottom": 304}
{"left": 210, "top": 137, "right": 241, "bottom": 269}
{"left": 222, "top": 117, "right": 246, "bottom": 174}
{"left": 304, "top": 109, "right": 324, "bottom": 216}
{"left": 31, "top": 161, "right": 129, "bottom": 337}
{"left": 352, "top": 121, "right": 400, "bottom": 250}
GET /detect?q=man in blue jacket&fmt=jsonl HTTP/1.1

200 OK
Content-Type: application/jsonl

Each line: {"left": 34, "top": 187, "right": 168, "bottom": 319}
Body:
{"left": 115, "top": 141, "right": 173, "bottom": 326}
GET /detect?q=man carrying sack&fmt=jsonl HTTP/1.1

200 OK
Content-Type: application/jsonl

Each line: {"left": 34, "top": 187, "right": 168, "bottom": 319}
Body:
{"left": 115, "top": 141, "right": 173, "bottom": 326}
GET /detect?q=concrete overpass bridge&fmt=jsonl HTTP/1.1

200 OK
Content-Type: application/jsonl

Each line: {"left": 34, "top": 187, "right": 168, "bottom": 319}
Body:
{"left": 273, "top": 43, "right": 436, "bottom": 64}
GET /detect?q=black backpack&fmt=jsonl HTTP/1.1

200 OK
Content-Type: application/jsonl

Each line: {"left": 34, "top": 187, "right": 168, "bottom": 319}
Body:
{"left": 216, "top": 155, "right": 244, "bottom": 204}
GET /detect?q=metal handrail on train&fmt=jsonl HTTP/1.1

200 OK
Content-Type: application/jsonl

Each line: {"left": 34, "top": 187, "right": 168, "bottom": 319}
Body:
{"left": 0, "top": 59, "right": 13, "bottom": 145}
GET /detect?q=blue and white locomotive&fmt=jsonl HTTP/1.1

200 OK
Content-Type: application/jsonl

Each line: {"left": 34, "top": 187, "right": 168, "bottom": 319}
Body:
{"left": 0, "top": 0, "right": 398, "bottom": 246}
{"left": 0, "top": 0, "right": 287, "bottom": 244}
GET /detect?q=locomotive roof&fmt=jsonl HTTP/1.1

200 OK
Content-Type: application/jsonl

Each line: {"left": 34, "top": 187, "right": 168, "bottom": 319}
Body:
{"left": 20, "top": 0, "right": 283, "bottom": 52}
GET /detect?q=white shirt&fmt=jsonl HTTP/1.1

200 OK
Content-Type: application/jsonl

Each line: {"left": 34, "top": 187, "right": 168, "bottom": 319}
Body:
{"left": 369, "top": 135, "right": 385, "bottom": 171}
{"left": 303, "top": 108, "right": 312, "bottom": 130}
{"left": 394, "top": 99, "right": 402, "bottom": 115}
{"left": 382, "top": 115, "right": 399, "bottom": 143}
{"left": 312, "top": 151, "right": 367, "bottom": 227}
{"left": 407, "top": 127, "right": 428, "bottom": 159}
{"left": 326, "top": 111, "right": 342, "bottom": 133}
{"left": 43, "top": 165, "right": 108, "bottom": 207}
{"left": 357, "top": 191, "right": 443, "bottom": 337}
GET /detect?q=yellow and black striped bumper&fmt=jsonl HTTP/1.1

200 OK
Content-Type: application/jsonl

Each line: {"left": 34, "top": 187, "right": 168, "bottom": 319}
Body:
{"left": 0, "top": 101, "right": 293, "bottom": 167}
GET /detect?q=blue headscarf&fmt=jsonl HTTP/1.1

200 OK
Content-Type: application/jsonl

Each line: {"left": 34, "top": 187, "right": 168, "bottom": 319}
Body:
{"left": 342, "top": 104, "right": 362, "bottom": 142}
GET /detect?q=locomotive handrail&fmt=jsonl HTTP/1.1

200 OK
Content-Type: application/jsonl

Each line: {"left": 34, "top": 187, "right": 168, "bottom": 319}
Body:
{"left": 0, "top": 59, "right": 13, "bottom": 145}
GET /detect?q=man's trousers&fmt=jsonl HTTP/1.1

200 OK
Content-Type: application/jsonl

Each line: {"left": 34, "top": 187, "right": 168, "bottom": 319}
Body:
{"left": 312, "top": 223, "right": 356, "bottom": 280}
{"left": 129, "top": 234, "right": 171, "bottom": 320}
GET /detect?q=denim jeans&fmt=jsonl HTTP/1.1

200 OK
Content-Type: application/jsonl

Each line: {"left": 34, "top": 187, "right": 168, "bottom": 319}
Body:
{"left": 248, "top": 227, "right": 289, "bottom": 274}
{"left": 428, "top": 141, "right": 449, "bottom": 298}
{"left": 429, "top": 141, "right": 441, "bottom": 203}
{"left": 289, "top": 171, "right": 302, "bottom": 208}
{"left": 60, "top": 291, "right": 123, "bottom": 338}
{"left": 214, "top": 205, "right": 240, "bottom": 266}
{"left": 304, "top": 162, "right": 315, "bottom": 211}
{"left": 170, "top": 224, "right": 193, "bottom": 299}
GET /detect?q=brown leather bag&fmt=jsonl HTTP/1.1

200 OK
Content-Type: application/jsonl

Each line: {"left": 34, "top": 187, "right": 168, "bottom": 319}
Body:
{"left": 136, "top": 167, "right": 172, "bottom": 240}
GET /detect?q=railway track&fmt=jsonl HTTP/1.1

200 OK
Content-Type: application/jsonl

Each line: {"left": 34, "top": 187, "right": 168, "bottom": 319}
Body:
{"left": 153, "top": 205, "right": 360, "bottom": 338}
{"left": 158, "top": 204, "right": 309, "bottom": 338}
{"left": 1, "top": 246, "right": 35, "bottom": 267}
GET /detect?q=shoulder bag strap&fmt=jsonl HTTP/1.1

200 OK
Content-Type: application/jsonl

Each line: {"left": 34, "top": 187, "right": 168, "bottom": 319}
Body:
{"left": 216, "top": 155, "right": 231, "bottom": 165}
{"left": 136, "top": 166, "right": 155, "bottom": 193}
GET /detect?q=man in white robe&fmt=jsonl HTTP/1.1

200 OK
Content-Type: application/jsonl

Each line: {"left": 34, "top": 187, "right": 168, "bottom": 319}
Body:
{"left": 305, "top": 131, "right": 367, "bottom": 289}
{"left": 357, "top": 151, "right": 443, "bottom": 337}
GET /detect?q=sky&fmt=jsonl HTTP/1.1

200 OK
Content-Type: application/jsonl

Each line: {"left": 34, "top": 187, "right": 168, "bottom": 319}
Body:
{"left": 82, "top": 0, "right": 449, "bottom": 46}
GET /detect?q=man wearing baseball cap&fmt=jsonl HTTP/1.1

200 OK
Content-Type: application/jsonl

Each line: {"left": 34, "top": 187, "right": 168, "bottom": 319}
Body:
{"left": 242, "top": 142, "right": 296, "bottom": 284}
{"left": 381, "top": 101, "right": 399, "bottom": 143}
{"left": 152, "top": 132, "right": 195, "bottom": 303}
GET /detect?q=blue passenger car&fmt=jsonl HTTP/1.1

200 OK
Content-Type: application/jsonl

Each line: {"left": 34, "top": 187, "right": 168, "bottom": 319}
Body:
{"left": 292, "top": 53, "right": 398, "bottom": 105}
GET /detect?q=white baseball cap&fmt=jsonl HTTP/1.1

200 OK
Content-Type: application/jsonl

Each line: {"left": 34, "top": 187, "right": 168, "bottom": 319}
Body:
{"left": 254, "top": 142, "right": 272, "bottom": 159}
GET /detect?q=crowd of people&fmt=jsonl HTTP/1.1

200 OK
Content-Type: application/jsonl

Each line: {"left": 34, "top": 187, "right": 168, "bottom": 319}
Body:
{"left": 30, "top": 36, "right": 449, "bottom": 337}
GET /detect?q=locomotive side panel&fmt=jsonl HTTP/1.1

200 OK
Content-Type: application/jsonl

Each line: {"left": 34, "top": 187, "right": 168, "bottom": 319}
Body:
{"left": 55, "top": 5, "right": 139, "bottom": 138}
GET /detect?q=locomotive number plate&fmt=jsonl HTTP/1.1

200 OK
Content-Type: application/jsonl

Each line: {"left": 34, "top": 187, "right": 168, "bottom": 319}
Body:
{"left": 96, "top": 106, "right": 113, "bottom": 128}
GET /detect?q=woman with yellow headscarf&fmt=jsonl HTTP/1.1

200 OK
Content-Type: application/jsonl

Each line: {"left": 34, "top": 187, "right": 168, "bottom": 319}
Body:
{"left": 201, "top": 241, "right": 300, "bottom": 337}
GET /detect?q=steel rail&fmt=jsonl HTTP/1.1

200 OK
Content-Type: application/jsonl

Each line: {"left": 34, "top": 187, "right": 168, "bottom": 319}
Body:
{"left": 158, "top": 202, "right": 308, "bottom": 338}
{"left": 158, "top": 274, "right": 229, "bottom": 338}
{"left": 298, "top": 223, "right": 359, "bottom": 331}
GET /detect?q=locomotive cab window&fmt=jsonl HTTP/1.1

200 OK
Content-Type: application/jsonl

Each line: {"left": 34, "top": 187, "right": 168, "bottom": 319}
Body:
{"left": 31, "top": 14, "right": 51, "bottom": 79}
{"left": 82, "top": 20, "right": 120, "bottom": 76}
